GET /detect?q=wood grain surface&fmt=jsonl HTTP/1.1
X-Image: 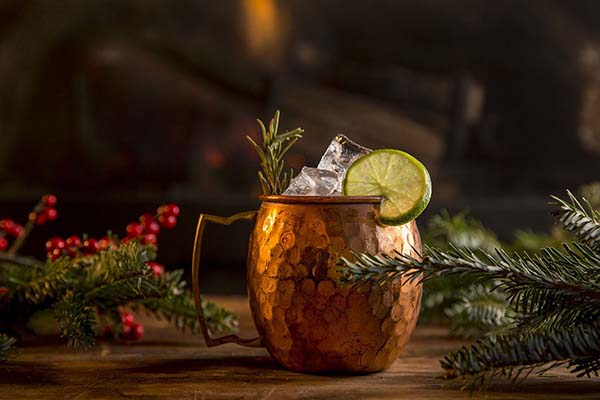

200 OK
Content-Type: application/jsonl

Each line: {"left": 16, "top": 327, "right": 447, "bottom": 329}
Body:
{"left": 2, "top": 296, "right": 600, "bottom": 399}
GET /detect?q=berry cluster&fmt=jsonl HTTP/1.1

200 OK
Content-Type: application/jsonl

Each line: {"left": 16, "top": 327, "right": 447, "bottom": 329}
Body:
{"left": 120, "top": 312, "right": 144, "bottom": 341}
{"left": 44, "top": 203, "right": 179, "bottom": 261}
{"left": 123, "top": 203, "right": 180, "bottom": 246}
{"left": 0, "top": 219, "right": 23, "bottom": 251}
{"left": 34, "top": 194, "right": 58, "bottom": 225}
{"left": 147, "top": 261, "right": 165, "bottom": 278}
{"left": 0, "top": 219, "right": 24, "bottom": 239}
{"left": 0, "top": 193, "right": 59, "bottom": 253}
{"left": 45, "top": 235, "right": 107, "bottom": 260}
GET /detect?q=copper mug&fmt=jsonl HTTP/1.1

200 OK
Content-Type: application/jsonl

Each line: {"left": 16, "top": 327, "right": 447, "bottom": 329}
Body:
{"left": 192, "top": 195, "right": 422, "bottom": 373}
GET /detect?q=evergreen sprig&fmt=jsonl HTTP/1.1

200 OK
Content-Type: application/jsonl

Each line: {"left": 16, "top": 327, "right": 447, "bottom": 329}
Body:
{"left": 420, "top": 210, "right": 506, "bottom": 327}
{"left": 137, "top": 270, "right": 237, "bottom": 336}
{"left": 338, "top": 192, "right": 600, "bottom": 385}
{"left": 425, "top": 210, "right": 501, "bottom": 253}
{"left": 53, "top": 291, "right": 97, "bottom": 349}
{"left": 246, "top": 110, "right": 303, "bottom": 195}
{"left": 0, "top": 241, "right": 238, "bottom": 355}
{"left": 444, "top": 284, "right": 512, "bottom": 338}
{"left": 552, "top": 190, "right": 600, "bottom": 251}
{"left": 0, "top": 334, "right": 16, "bottom": 362}
{"left": 441, "top": 320, "right": 600, "bottom": 384}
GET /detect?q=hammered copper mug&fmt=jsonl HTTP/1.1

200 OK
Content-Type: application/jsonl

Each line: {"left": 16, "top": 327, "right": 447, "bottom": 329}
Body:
{"left": 192, "top": 195, "right": 422, "bottom": 373}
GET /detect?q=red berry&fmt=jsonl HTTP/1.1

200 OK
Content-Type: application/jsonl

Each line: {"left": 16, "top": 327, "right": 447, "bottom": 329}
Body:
{"left": 148, "top": 261, "right": 164, "bottom": 278}
{"left": 45, "top": 208, "right": 58, "bottom": 221}
{"left": 168, "top": 204, "right": 180, "bottom": 216}
{"left": 83, "top": 238, "right": 100, "bottom": 255}
{"left": 121, "top": 312, "right": 135, "bottom": 326}
{"left": 158, "top": 214, "right": 177, "bottom": 229}
{"left": 45, "top": 237, "right": 65, "bottom": 253}
{"left": 121, "top": 236, "right": 134, "bottom": 245}
{"left": 139, "top": 213, "right": 155, "bottom": 225}
{"left": 159, "top": 204, "right": 180, "bottom": 217}
{"left": 66, "top": 235, "right": 82, "bottom": 248}
{"left": 0, "top": 237, "right": 8, "bottom": 251}
{"left": 42, "top": 194, "right": 57, "bottom": 207}
{"left": 126, "top": 222, "right": 143, "bottom": 237}
{"left": 122, "top": 323, "right": 132, "bottom": 337}
{"left": 65, "top": 235, "right": 81, "bottom": 256}
{"left": 35, "top": 212, "right": 47, "bottom": 225}
{"left": 143, "top": 220, "right": 160, "bottom": 235}
{"left": 99, "top": 236, "right": 117, "bottom": 250}
{"left": 48, "top": 248, "right": 62, "bottom": 260}
{"left": 0, "top": 287, "right": 8, "bottom": 295}
{"left": 12, "top": 225, "right": 23, "bottom": 237}
{"left": 129, "top": 323, "right": 144, "bottom": 340}
{"left": 0, "top": 219, "right": 15, "bottom": 232}
{"left": 141, "top": 233, "right": 157, "bottom": 246}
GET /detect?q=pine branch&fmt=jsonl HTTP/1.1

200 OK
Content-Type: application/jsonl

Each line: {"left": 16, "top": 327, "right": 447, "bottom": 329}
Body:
{"left": 53, "top": 292, "right": 97, "bottom": 349}
{"left": 425, "top": 210, "right": 501, "bottom": 253}
{"left": 552, "top": 190, "right": 600, "bottom": 251}
{"left": 0, "top": 333, "right": 16, "bottom": 362}
{"left": 339, "top": 192, "right": 600, "bottom": 383}
{"left": 339, "top": 244, "right": 600, "bottom": 309}
{"left": 0, "top": 253, "right": 42, "bottom": 268}
{"left": 85, "top": 275, "right": 161, "bottom": 307}
{"left": 580, "top": 182, "right": 600, "bottom": 210}
{"left": 137, "top": 270, "right": 238, "bottom": 336}
{"left": 445, "top": 285, "right": 513, "bottom": 338}
{"left": 13, "top": 257, "right": 72, "bottom": 304}
{"left": 140, "top": 295, "right": 238, "bottom": 336}
{"left": 441, "top": 321, "right": 600, "bottom": 382}
{"left": 246, "top": 110, "right": 303, "bottom": 195}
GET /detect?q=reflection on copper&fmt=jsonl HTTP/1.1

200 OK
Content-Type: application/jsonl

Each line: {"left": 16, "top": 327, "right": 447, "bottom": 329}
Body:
{"left": 247, "top": 195, "right": 422, "bottom": 373}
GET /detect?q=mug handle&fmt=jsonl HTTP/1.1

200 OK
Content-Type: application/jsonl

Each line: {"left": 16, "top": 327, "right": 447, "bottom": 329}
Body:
{"left": 192, "top": 210, "right": 263, "bottom": 347}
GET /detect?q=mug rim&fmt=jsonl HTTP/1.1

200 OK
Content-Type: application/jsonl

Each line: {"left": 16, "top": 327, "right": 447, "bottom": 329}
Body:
{"left": 259, "top": 195, "right": 382, "bottom": 204}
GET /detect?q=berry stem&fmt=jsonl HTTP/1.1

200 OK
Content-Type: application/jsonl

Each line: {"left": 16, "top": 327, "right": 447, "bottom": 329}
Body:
{"left": 0, "top": 252, "right": 41, "bottom": 268}
{"left": 7, "top": 199, "right": 45, "bottom": 256}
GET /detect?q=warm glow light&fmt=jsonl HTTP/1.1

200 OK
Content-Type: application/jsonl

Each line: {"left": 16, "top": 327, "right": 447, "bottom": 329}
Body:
{"left": 242, "top": 0, "right": 283, "bottom": 65}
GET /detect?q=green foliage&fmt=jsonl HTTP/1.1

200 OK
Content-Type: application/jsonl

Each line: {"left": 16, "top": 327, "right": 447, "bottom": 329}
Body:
{"left": 425, "top": 210, "right": 500, "bottom": 253}
{"left": 0, "top": 334, "right": 16, "bottom": 362}
{"left": 552, "top": 191, "right": 600, "bottom": 251}
{"left": 137, "top": 270, "right": 238, "bottom": 336}
{"left": 580, "top": 182, "right": 600, "bottom": 210}
{"left": 53, "top": 292, "right": 97, "bottom": 349}
{"left": 338, "top": 192, "right": 600, "bottom": 385}
{"left": 442, "top": 321, "right": 600, "bottom": 386}
{"left": 0, "top": 241, "right": 238, "bottom": 354}
{"left": 246, "top": 110, "right": 304, "bottom": 195}
{"left": 420, "top": 210, "right": 503, "bottom": 327}
{"left": 419, "top": 207, "right": 567, "bottom": 333}
{"left": 444, "top": 285, "right": 512, "bottom": 339}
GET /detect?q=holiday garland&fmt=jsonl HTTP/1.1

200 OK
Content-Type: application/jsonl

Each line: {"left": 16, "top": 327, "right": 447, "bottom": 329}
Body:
{"left": 0, "top": 195, "right": 237, "bottom": 362}
{"left": 339, "top": 190, "right": 600, "bottom": 386}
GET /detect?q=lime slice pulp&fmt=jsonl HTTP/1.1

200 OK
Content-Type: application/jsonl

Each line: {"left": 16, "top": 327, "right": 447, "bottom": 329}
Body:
{"left": 342, "top": 149, "right": 431, "bottom": 225}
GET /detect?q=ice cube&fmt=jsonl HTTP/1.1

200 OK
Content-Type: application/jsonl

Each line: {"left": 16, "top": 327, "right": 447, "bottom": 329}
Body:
{"left": 283, "top": 167, "right": 340, "bottom": 196}
{"left": 317, "top": 134, "right": 371, "bottom": 180}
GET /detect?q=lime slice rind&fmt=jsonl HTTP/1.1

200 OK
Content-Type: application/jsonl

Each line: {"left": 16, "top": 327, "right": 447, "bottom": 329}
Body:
{"left": 342, "top": 149, "right": 431, "bottom": 226}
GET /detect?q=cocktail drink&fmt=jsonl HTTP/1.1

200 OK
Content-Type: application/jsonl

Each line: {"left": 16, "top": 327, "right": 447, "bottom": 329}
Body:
{"left": 193, "top": 133, "right": 430, "bottom": 373}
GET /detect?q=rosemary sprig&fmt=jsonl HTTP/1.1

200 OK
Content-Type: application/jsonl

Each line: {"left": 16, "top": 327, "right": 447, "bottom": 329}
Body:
{"left": 246, "top": 110, "right": 303, "bottom": 195}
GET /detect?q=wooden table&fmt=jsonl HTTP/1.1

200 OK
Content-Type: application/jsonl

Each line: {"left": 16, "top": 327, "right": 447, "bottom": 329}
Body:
{"left": 3, "top": 296, "right": 600, "bottom": 399}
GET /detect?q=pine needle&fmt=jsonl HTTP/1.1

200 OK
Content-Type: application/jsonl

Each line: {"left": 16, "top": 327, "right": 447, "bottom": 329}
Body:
{"left": 338, "top": 191, "right": 600, "bottom": 385}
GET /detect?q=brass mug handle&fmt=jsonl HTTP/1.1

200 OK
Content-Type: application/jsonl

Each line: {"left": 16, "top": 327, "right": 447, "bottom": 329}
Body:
{"left": 192, "top": 210, "right": 262, "bottom": 347}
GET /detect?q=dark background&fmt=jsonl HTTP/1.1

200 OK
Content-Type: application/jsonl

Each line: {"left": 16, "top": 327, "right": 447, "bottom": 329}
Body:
{"left": 1, "top": 0, "right": 600, "bottom": 293}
